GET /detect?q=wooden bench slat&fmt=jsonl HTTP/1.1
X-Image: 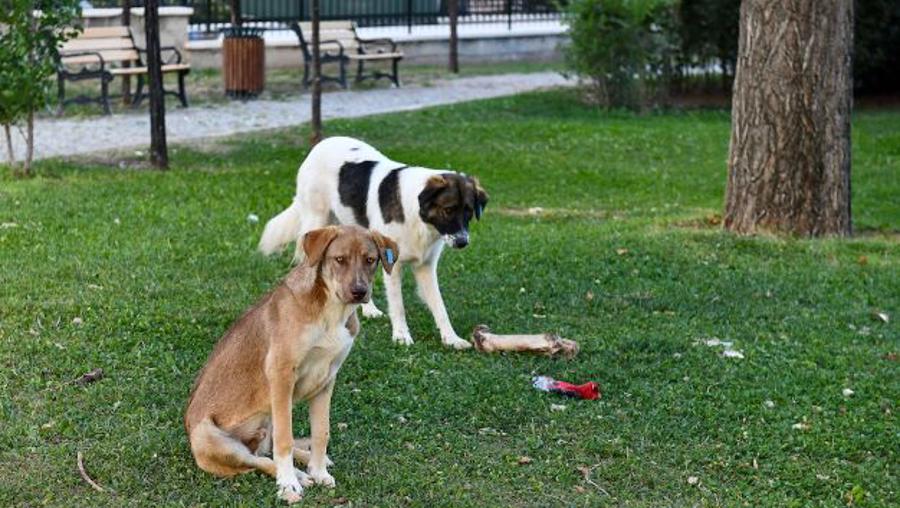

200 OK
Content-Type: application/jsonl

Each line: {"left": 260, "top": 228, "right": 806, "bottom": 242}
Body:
{"left": 61, "top": 49, "right": 140, "bottom": 65}
{"left": 297, "top": 21, "right": 353, "bottom": 31}
{"left": 347, "top": 53, "right": 403, "bottom": 60}
{"left": 109, "top": 63, "right": 191, "bottom": 76}
{"left": 78, "top": 26, "right": 131, "bottom": 39}
{"left": 63, "top": 37, "right": 135, "bottom": 51}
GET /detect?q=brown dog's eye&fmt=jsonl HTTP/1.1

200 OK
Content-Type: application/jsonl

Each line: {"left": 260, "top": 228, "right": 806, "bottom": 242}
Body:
{"left": 335, "top": 256, "right": 346, "bottom": 264}
{"left": 367, "top": 257, "right": 376, "bottom": 264}
{"left": 443, "top": 206, "right": 454, "bottom": 215}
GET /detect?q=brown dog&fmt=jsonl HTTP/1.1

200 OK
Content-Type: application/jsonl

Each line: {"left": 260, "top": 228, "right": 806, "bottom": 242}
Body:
{"left": 185, "top": 225, "right": 398, "bottom": 504}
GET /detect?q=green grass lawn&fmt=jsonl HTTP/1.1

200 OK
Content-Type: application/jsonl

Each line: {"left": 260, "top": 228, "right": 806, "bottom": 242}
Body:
{"left": 1, "top": 90, "right": 898, "bottom": 507}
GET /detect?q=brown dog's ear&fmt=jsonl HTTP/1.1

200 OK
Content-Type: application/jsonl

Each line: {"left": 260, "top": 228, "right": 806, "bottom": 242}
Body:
{"left": 370, "top": 231, "right": 399, "bottom": 275}
{"left": 470, "top": 176, "right": 489, "bottom": 220}
{"left": 302, "top": 226, "right": 340, "bottom": 267}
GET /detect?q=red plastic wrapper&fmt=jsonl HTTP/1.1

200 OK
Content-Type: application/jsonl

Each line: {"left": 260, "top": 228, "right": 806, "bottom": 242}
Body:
{"left": 532, "top": 375, "right": 600, "bottom": 400}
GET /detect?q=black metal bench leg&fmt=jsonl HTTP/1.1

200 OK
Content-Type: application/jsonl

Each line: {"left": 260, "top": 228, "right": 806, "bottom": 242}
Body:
{"left": 355, "top": 60, "right": 364, "bottom": 82}
{"left": 303, "top": 61, "right": 310, "bottom": 88}
{"left": 56, "top": 73, "right": 66, "bottom": 116}
{"left": 339, "top": 60, "right": 348, "bottom": 89}
{"left": 177, "top": 71, "right": 189, "bottom": 107}
{"left": 391, "top": 59, "right": 400, "bottom": 87}
{"left": 100, "top": 77, "right": 112, "bottom": 115}
{"left": 133, "top": 75, "right": 146, "bottom": 107}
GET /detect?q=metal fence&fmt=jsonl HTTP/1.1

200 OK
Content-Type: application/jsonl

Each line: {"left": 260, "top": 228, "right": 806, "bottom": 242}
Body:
{"left": 90, "top": 0, "right": 564, "bottom": 33}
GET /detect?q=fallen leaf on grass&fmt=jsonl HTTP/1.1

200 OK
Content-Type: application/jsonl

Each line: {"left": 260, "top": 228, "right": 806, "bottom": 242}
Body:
{"left": 872, "top": 311, "right": 889, "bottom": 323}
{"left": 329, "top": 496, "right": 349, "bottom": 506}
{"left": 722, "top": 349, "right": 745, "bottom": 359}
{"left": 585, "top": 290, "right": 594, "bottom": 302}
{"left": 883, "top": 352, "right": 897, "bottom": 362}
{"left": 72, "top": 368, "right": 104, "bottom": 385}
{"left": 550, "top": 404, "right": 567, "bottom": 412}
{"left": 615, "top": 248, "right": 629, "bottom": 256}
{"left": 72, "top": 317, "right": 83, "bottom": 326}
{"left": 687, "top": 476, "right": 699, "bottom": 486}
{"left": 246, "top": 213, "right": 259, "bottom": 224}
{"left": 857, "top": 255, "right": 868, "bottom": 266}
{"left": 842, "top": 388, "right": 854, "bottom": 397}
{"left": 792, "top": 422, "right": 810, "bottom": 431}
{"left": 517, "top": 456, "right": 533, "bottom": 465}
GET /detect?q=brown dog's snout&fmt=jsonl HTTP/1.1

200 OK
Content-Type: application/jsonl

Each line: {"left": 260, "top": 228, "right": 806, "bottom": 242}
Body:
{"left": 349, "top": 284, "right": 369, "bottom": 302}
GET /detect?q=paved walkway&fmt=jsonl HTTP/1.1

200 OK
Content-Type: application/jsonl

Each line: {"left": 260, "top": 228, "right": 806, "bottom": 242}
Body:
{"left": 1, "top": 72, "right": 571, "bottom": 162}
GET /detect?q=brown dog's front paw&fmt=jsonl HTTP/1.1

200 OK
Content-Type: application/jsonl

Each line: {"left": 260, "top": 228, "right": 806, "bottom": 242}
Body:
{"left": 277, "top": 480, "right": 303, "bottom": 504}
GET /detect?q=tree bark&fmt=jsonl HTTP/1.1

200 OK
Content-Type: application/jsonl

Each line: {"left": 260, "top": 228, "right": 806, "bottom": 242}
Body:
{"left": 309, "top": 0, "right": 322, "bottom": 146}
{"left": 3, "top": 124, "right": 17, "bottom": 174}
{"left": 145, "top": 0, "right": 168, "bottom": 169}
{"left": 725, "top": 0, "right": 852, "bottom": 236}
{"left": 24, "top": 110, "right": 33, "bottom": 177}
{"left": 448, "top": 0, "right": 459, "bottom": 73}
{"left": 229, "top": 0, "right": 242, "bottom": 27}
{"left": 122, "top": 0, "right": 132, "bottom": 105}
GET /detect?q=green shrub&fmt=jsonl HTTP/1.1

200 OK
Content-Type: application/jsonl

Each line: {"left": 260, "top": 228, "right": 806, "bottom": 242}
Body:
{"left": 563, "top": 0, "right": 678, "bottom": 109}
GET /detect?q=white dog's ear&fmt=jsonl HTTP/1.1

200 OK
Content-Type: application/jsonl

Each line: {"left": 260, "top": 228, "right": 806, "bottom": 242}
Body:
{"left": 370, "top": 231, "right": 399, "bottom": 275}
{"left": 302, "top": 226, "right": 340, "bottom": 267}
{"left": 470, "top": 176, "right": 489, "bottom": 220}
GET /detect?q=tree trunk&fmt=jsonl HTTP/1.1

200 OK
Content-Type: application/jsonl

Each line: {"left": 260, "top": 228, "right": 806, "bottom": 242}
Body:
{"left": 145, "top": 0, "right": 168, "bottom": 169}
{"left": 3, "top": 124, "right": 17, "bottom": 174}
{"left": 725, "top": 0, "right": 852, "bottom": 236}
{"left": 448, "top": 0, "right": 459, "bottom": 73}
{"left": 23, "top": 110, "right": 33, "bottom": 177}
{"left": 309, "top": 0, "right": 322, "bottom": 146}
{"left": 122, "top": 0, "right": 132, "bottom": 105}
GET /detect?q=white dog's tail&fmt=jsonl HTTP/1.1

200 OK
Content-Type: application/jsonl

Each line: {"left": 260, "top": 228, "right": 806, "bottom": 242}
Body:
{"left": 258, "top": 199, "right": 303, "bottom": 255}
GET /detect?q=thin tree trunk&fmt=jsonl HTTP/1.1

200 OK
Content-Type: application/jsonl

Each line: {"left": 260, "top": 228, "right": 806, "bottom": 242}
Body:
{"left": 309, "top": 0, "right": 322, "bottom": 146}
{"left": 122, "top": 0, "right": 132, "bottom": 105}
{"left": 448, "top": 0, "right": 459, "bottom": 73}
{"left": 23, "top": 110, "right": 33, "bottom": 177}
{"left": 3, "top": 124, "right": 17, "bottom": 174}
{"left": 146, "top": 0, "right": 168, "bottom": 169}
{"left": 725, "top": 0, "right": 852, "bottom": 236}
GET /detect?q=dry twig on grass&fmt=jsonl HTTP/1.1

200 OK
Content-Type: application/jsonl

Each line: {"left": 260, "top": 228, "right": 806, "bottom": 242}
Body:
{"left": 77, "top": 451, "right": 111, "bottom": 493}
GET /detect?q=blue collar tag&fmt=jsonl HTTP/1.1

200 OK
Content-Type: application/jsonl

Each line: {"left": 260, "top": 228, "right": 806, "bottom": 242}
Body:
{"left": 385, "top": 248, "right": 395, "bottom": 265}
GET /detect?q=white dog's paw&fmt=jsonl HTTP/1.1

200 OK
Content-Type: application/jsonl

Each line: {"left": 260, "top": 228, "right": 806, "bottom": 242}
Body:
{"left": 392, "top": 330, "right": 414, "bottom": 346}
{"left": 442, "top": 335, "right": 472, "bottom": 350}
{"left": 276, "top": 479, "right": 303, "bottom": 504}
{"left": 295, "top": 468, "right": 314, "bottom": 488}
{"left": 307, "top": 468, "right": 336, "bottom": 488}
{"left": 361, "top": 302, "right": 384, "bottom": 319}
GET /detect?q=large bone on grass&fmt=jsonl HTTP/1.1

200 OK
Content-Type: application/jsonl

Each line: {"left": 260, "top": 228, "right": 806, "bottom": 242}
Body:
{"left": 471, "top": 325, "right": 580, "bottom": 359}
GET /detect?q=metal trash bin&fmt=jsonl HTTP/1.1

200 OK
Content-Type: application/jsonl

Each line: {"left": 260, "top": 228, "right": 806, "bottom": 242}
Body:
{"left": 222, "top": 26, "right": 265, "bottom": 98}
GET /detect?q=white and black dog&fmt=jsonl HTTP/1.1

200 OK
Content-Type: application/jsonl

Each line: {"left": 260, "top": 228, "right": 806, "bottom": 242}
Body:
{"left": 259, "top": 137, "right": 488, "bottom": 349}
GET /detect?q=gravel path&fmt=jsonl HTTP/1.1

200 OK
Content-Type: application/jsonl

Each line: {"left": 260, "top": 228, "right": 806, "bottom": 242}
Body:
{"left": 1, "top": 72, "right": 571, "bottom": 162}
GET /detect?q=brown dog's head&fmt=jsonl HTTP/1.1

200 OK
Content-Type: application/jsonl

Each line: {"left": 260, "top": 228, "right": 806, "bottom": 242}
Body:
{"left": 302, "top": 225, "right": 399, "bottom": 304}
{"left": 417, "top": 173, "right": 489, "bottom": 249}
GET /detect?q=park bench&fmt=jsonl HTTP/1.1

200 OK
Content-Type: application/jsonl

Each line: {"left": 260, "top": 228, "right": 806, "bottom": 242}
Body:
{"left": 56, "top": 26, "right": 191, "bottom": 115}
{"left": 290, "top": 21, "right": 403, "bottom": 89}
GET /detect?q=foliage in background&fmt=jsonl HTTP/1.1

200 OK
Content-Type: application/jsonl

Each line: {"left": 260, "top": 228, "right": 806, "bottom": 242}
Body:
{"left": 676, "top": 0, "right": 739, "bottom": 93}
{"left": 854, "top": 0, "right": 900, "bottom": 95}
{"left": 0, "top": 0, "right": 81, "bottom": 176}
{"left": 563, "top": 0, "right": 678, "bottom": 109}
{"left": 567, "top": 0, "right": 900, "bottom": 101}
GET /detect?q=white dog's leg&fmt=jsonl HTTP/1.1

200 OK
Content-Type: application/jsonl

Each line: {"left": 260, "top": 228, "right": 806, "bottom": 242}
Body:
{"left": 413, "top": 262, "right": 471, "bottom": 350}
{"left": 384, "top": 263, "right": 413, "bottom": 345}
{"left": 361, "top": 300, "right": 384, "bottom": 319}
